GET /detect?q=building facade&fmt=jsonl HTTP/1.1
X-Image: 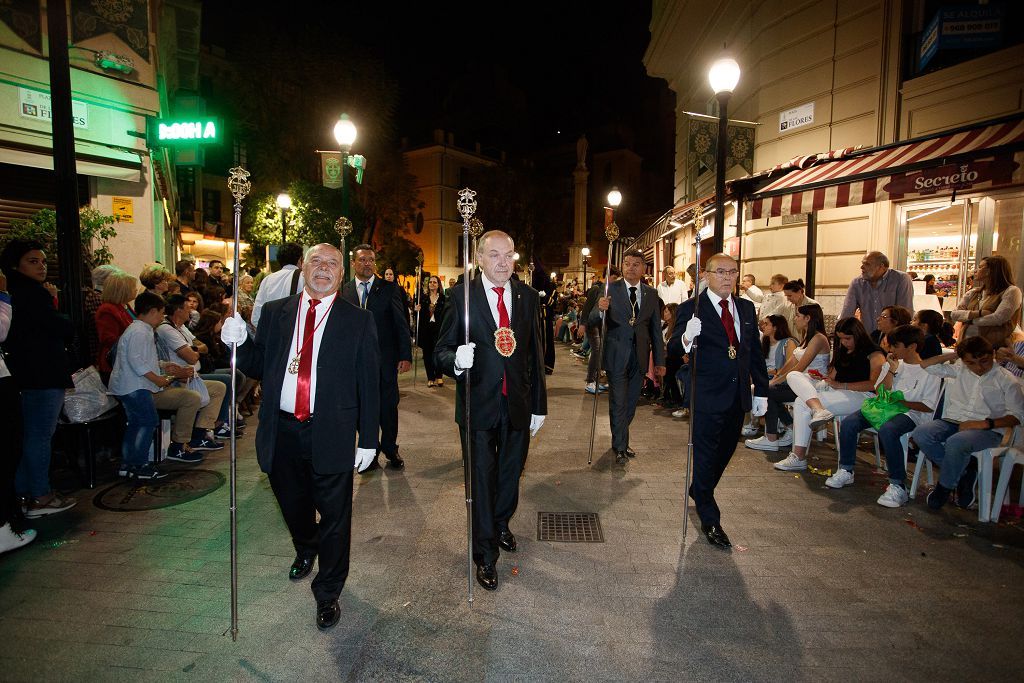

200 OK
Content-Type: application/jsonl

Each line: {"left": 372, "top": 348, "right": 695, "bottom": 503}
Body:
{"left": 643, "top": 0, "right": 1024, "bottom": 314}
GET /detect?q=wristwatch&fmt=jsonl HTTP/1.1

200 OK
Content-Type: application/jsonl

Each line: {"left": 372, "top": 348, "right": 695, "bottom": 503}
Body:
{"left": 986, "top": 417, "right": 996, "bottom": 430}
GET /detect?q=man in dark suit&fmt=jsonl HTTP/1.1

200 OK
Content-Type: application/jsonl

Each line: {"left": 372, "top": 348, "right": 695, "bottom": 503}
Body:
{"left": 435, "top": 230, "right": 548, "bottom": 592}
{"left": 221, "top": 243, "right": 380, "bottom": 630}
{"left": 670, "top": 252, "right": 769, "bottom": 549}
{"left": 592, "top": 248, "right": 666, "bottom": 464}
{"left": 342, "top": 244, "right": 413, "bottom": 471}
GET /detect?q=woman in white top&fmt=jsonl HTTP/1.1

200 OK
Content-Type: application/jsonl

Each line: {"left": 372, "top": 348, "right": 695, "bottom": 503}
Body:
{"left": 746, "top": 304, "right": 830, "bottom": 451}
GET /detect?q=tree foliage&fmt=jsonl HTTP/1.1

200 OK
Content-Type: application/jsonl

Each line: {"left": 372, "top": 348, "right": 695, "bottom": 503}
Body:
{"left": 1, "top": 207, "right": 119, "bottom": 270}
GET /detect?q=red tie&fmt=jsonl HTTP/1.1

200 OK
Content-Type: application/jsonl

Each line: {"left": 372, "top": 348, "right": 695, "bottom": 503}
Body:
{"left": 294, "top": 298, "right": 321, "bottom": 421}
{"left": 493, "top": 286, "right": 509, "bottom": 396}
{"left": 719, "top": 299, "right": 738, "bottom": 347}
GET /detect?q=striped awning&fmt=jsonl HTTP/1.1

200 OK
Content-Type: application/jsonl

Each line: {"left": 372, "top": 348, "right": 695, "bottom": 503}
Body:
{"left": 747, "top": 118, "right": 1024, "bottom": 219}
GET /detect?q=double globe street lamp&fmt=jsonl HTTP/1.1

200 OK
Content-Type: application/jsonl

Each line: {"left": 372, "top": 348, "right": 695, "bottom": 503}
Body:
{"left": 708, "top": 57, "right": 740, "bottom": 254}
{"left": 276, "top": 192, "right": 291, "bottom": 243}
{"left": 333, "top": 113, "right": 357, "bottom": 281}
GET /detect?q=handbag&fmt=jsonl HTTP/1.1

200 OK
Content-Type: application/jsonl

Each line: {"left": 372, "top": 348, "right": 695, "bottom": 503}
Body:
{"left": 185, "top": 372, "right": 211, "bottom": 408}
{"left": 860, "top": 385, "right": 909, "bottom": 430}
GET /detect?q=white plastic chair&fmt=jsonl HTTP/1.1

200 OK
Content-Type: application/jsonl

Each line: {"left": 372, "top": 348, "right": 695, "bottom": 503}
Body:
{"left": 990, "top": 446, "right": 1024, "bottom": 523}
{"left": 974, "top": 426, "right": 1023, "bottom": 522}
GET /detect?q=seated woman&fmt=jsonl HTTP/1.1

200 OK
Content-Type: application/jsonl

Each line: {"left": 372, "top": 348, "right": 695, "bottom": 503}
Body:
{"left": 95, "top": 271, "right": 139, "bottom": 381}
{"left": 827, "top": 325, "right": 941, "bottom": 506}
{"left": 911, "top": 309, "right": 946, "bottom": 359}
{"left": 773, "top": 316, "right": 888, "bottom": 471}
{"left": 109, "top": 292, "right": 212, "bottom": 478}
{"left": 871, "top": 305, "right": 912, "bottom": 348}
{"left": 746, "top": 305, "right": 829, "bottom": 452}
{"left": 743, "top": 315, "right": 799, "bottom": 437}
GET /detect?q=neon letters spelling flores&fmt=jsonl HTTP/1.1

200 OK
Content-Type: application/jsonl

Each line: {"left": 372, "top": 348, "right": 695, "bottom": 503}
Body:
{"left": 158, "top": 121, "right": 217, "bottom": 141}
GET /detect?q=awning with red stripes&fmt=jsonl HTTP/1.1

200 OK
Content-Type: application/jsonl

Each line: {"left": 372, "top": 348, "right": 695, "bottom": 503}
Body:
{"left": 747, "top": 118, "right": 1024, "bottom": 220}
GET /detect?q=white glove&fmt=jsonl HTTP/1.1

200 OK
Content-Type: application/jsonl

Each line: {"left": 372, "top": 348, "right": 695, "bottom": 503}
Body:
{"left": 221, "top": 313, "right": 248, "bottom": 345}
{"left": 538, "top": 290, "right": 546, "bottom": 298}
{"left": 455, "top": 342, "right": 476, "bottom": 371}
{"left": 684, "top": 317, "right": 702, "bottom": 340}
{"left": 354, "top": 448, "right": 377, "bottom": 473}
{"left": 530, "top": 414, "right": 545, "bottom": 437}
{"left": 751, "top": 397, "right": 767, "bottom": 417}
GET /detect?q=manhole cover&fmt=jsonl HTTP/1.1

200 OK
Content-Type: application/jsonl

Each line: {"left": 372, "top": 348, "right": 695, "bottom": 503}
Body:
{"left": 93, "top": 468, "right": 225, "bottom": 512}
{"left": 537, "top": 512, "right": 604, "bottom": 543}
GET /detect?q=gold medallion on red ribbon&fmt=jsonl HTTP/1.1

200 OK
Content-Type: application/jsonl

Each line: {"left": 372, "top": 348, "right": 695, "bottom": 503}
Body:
{"left": 494, "top": 326, "right": 517, "bottom": 357}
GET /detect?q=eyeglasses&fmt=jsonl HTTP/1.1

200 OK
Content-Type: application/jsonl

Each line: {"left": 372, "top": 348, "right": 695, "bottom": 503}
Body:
{"left": 709, "top": 268, "right": 739, "bottom": 277}
{"left": 879, "top": 314, "right": 891, "bottom": 319}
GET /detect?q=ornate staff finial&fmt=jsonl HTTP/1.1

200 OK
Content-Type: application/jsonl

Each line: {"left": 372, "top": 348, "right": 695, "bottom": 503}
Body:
{"left": 604, "top": 221, "right": 620, "bottom": 242}
{"left": 227, "top": 167, "right": 251, "bottom": 203}
{"left": 468, "top": 217, "right": 483, "bottom": 237}
{"left": 416, "top": 251, "right": 424, "bottom": 265}
{"left": 334, "top": 216, "right": 353, "bottom": 238}
{"left": 457, "top": 188, "right": 478, "bottom": 222}
{"left": 692, "top": 203, "right": 705, "bottom": 230}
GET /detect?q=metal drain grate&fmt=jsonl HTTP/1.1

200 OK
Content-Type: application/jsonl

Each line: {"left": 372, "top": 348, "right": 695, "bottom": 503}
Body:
{"left": 537, "top": 512, "right": 604, "bottom": 543}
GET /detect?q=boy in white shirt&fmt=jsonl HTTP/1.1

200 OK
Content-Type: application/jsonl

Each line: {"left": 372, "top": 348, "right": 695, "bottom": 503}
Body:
{"left": 827, "top": 325, "right": 941, "bottom": 507}
{"left": 913, "top": 335, "right": 1024, "bottom": 510}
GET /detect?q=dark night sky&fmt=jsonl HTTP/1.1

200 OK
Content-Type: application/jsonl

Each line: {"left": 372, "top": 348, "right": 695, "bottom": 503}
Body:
{"left": 201, "top": 1, "right": 673, "bottom": 171}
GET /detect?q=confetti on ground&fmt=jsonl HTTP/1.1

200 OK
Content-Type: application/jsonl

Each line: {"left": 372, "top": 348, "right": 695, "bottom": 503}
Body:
{"left": 807, "top": 465, "right": 832, "bottom": 476}
{"left": 992, "top": 544, "right": 1006, "bottom": 549}
{"left": 904, "top": 519, "right": 924, "bottom": 532}
{"left": 793, "top": 474, "right": 801, "bottom": 479}
{"left": 89, "top": 531, "right": 97, "bottom": 536}
{"left": 510, "top": 565, "right": 519, "bottom": 576}
{"left": 952, "top": 533, "right": 968, "bottom": 538}
{"left": 403, "top": 602, "right": 411, "bottom": 608}
{"left": 47, "top": 539, "right": 79, "bottom": 549}
{"left": 734, "top": 545, "right": 748, "bottom": 552}
{"left": 555, "top": 481, "right": 561, "bottom": 486}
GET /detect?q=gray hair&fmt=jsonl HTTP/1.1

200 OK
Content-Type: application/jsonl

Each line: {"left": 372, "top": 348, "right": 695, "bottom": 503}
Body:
{"left": 91, "top": 264, "right": 122, "bottom": 291}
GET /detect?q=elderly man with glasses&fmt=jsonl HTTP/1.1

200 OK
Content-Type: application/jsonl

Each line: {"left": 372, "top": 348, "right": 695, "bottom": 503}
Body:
{"left": 840, "top": 251, "right": 914, "bottom": 334}
{"left": 670, "top": 252, "right": 769, "bottom": 549}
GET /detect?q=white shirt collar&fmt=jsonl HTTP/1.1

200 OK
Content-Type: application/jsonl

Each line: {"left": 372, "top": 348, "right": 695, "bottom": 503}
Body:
{"left": 706, "top": 288, "right": 734, "bottom": 310}
{"left": 355, "top": 274, "right": 375, "bottom": 288}
{"left": 300, "top": 290, "right": 337, "bottom": 307}
{"left": 480, "top": 272, "right": 511, "bottom": 293}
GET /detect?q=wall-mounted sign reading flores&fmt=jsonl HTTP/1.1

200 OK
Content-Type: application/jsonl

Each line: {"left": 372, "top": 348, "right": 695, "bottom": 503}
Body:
{"left": 146, "top": 117, "right": 220, "bottom": 146}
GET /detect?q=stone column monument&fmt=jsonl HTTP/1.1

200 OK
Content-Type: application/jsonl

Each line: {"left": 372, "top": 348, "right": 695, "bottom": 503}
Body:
{"left": 567, "top": 134, "right": 589, "bottom": 285}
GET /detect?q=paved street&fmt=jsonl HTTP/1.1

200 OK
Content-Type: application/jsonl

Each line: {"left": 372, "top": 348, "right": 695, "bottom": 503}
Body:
{"left": 2, "top": 347, "right": 1023, "bottom": 681}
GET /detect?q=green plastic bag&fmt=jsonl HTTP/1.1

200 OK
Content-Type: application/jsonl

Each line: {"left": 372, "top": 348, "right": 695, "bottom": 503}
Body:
{"left": 860, "top": 386, "right": 909, "bottom": 430}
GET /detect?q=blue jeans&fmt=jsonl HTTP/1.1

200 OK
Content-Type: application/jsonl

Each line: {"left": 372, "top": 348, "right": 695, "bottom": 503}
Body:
{"left": 838, "top": 411, "right": 916, "bottom": 485}
{"left": 118, "top": 389, "right": 159, "bottom": 469}
{"left": 911, "top": 419, "right": 1003, "bottom": 489}
{"left": 15, "top": 388, "right": 65, "bottom": 498}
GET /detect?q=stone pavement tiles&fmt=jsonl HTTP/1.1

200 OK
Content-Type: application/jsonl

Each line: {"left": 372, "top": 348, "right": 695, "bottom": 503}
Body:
{"left": 1, "top": 345, "right": 1023, "bottom": 681}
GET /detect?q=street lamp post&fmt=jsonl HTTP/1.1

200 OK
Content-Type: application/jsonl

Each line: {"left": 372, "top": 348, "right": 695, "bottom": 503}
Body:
{"left": 333, "top": 113, "right": 357, "bottom": 280}
{"left": 708, "top": 57, "right": 740, "bottom": 255}
{"left": 276, "top": 192, "right": 291, "bottom": 243}
{"left": 606, "top": 187, "right": 622, "bottom": 268}
{"left": 581, "top": 246, "right": 591, "bottom": 292}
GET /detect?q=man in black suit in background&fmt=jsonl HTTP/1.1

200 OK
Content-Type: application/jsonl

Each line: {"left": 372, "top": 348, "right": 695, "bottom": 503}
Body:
{"left": 435, "top": 230, "right": 548, "bottom": 592}
{"left": 670, "top": 252, "right": 769, "bottom": 549}
{"left": 342, "top": 244, "right": 413, "bottom": 471}
{"left": 221, "top": 243, "right": 380, "bottom": 630}
{"left": 592, "top": 248, "right": 666, "bottom": 464}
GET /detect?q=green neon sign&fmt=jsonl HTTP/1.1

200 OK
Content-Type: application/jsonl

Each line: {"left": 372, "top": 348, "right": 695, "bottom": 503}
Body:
{"left": 147, "top": 117, "right": 220, "bottom": 146}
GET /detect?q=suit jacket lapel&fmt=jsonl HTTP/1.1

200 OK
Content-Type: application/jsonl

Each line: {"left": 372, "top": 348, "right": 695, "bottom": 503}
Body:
{"left": 341, "top": 280, "right": 358, "bottom": 307}
{"left": 278, "top": 294, "right": 301, "bottom": 366}
{"left": 471, "top": 276, "right": 497, "bottom": 335}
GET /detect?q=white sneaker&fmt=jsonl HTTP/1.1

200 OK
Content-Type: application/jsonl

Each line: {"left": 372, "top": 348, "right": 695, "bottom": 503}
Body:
{"left": 809, "top": 408, "right": 835, "bottom": 431}
{"left": 773, "top": 452, "right": 808, "bottom": 471}
{"left": 672, "top": 408, "right": 689, "bottom": 418}
{"left": 825, "top": 468, "right": 855, "bottom": 488}
{"left": 774, "top": 431, "right": 793, "bottom": 448}
{"left": 741, "top": 424, "right": 760, "bottom": 437}
{"left": 745, "top": 435, "right": 782, "bottom": 451}
{"left": 0, "top": 522, "right": 37, "bottom": 554}
{"left": 877, "top": 483, "right": 910, "bottom": 508}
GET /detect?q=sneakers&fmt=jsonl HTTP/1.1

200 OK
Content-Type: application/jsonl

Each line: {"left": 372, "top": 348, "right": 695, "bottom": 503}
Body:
{"left": 189, "top": 436, "right": 223, "bottom": 452}
{"left": 214, "top": 424, "right": 239, "bottom": 439}
{"left": 166, "top": 442, "right": 204, "bottom": 463}
{"left": 25, "top": 492, "right": 77, "bottom": 519}
{"left": 120, "top": 463, "right": 168, "bottom": 480}
{"left": 0, "top": 523, "right": 36, "bottom": 554}
{"left": 773, "top": 452, "right": 808, "bottom": 471}
{"left": 927, "top": 484, "right": 952, "bottom": 510}
{"left": 570, "top": 350, "right": 589, "bottom": 360}
{"left": 672, "top": 408, "right": 689, "bottom": 418}
{"left": 741, "top": 423, "right": 760, "bottom": 437}
{"left": 955, "top": 462, "right": 978, "bottom": 509}
{"left": 808, "top": 408, "right": 835, "bottom": 431}
{"left": 877, "top": 483, "right": 910, "bottom": 508}
{"left": 746, "top": 431, "right": 792, "bottom": 452}
{"left": 825, "top": 468, "right": 855, "bottom": 488}
{"left": 585, "top": 383, "right": 608, "bottom": 394}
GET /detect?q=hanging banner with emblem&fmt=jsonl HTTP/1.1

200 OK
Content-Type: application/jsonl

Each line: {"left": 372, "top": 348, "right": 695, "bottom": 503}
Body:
{"left": 320, "top": 151, "right": 343, "bottom": 189}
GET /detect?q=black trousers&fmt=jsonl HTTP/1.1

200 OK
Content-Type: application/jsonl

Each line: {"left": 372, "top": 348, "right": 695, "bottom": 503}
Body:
{"left": 690, "top": 399, "right": 746, "bottom": 527}
{"left": 459, "top": 396, "right": 529, "bottom": 566}
{"left": 379, "top": 374, "right": 400, "bottom": 458}
{"left": 0, "top": 376, "right": 23, "bottom": 528}
{"left": 585, "top": 326, "right": 603, "bottom": 383}
{"left": 269, "top": 413, "right": 353, "bottom": 603}
{"left": 607, "top": 350, "right": 642, "bottom": 453}
{"left": 766, "top": 383, "right": 796, "bottom": 435}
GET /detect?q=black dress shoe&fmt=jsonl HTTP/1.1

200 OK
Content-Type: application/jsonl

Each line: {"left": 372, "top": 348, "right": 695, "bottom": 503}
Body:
{"left": 625, "top": 448, "right": 636, "bottom": 458}
{"left": 316, "top": 599, "right": 340, "bottom": 630}
{"left": 289, "top": 556, "right": 315, "bottom": 581}
{"left": 701, "top": 524, "right": 732, "bottom": 549}
{"left": 476, "top": 563, "right": 497, "bottom": 591}
{"left": 386, "top": 452, "right": 405, "bottom": 469}
{"left": 359, "top": 456, "right": 381, "bottom": 474}
{"left": 498, "top": 529, "right": 517, "bottom": 553}
{"left": 615, "top": 451, "right": 629, "bottom": 465}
